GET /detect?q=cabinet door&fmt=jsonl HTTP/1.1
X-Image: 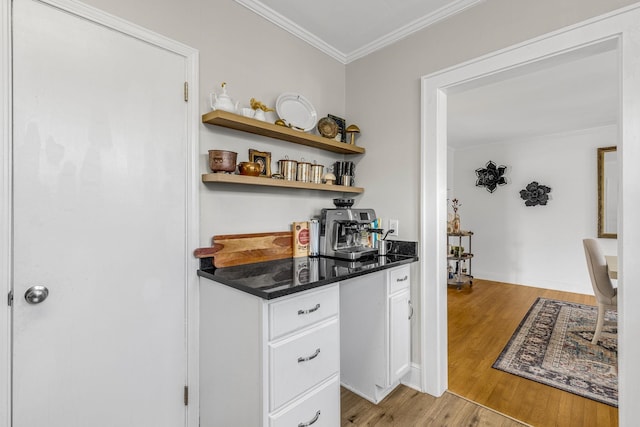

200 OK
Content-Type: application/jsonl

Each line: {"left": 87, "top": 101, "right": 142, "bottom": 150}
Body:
{"left": 389, "top": 290, "right": 411, "bottom": 382}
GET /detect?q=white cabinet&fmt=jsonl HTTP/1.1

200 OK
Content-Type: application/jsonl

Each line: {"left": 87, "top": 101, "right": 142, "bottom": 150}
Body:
{"left": 200, "top": 283, "right": 340, "bottom": 427}
{"left": 389, "top": 290, "right": 411, "bottom": 380}
{"left": 340, "top": 264, "right": 412, "bottom": 403}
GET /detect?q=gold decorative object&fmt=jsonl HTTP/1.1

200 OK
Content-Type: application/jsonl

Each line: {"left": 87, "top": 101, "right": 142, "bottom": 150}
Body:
{"left": 317, "top": 117, "right": 339, "bottom": 139}
{"left": 346, "top": 124, "right": 360, "bottom": 145}
{"left": 238, "top": 162, "right": 261, "bottom": 176}
{"left": 249, "top": 98, "right": 274, "bottom": 112}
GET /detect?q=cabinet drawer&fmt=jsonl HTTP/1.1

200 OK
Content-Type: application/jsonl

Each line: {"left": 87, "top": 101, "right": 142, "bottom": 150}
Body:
{"left": 269, "top": 319, "right": 339, "bottom": 411}
{"left": 269, "top": 376, "right": 340, "bottom": 427}
{"left": 388, "top": 265, "right": 410, "bottom": 294}
{"left": 269, "top": 285, "right": 339, "bottom": 340}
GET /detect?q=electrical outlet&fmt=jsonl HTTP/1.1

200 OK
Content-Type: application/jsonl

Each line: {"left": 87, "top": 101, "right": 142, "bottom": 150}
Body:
{"left": 389, "top": 219, "right": 399, "bottom": 236}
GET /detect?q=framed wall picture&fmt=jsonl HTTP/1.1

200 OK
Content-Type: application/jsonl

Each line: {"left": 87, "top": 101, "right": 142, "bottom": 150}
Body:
{"left": 328, "top": 114, "right": 346, "bottom": 142}
{"left": 249, "top": 149, "right": 271, "bottom": 177}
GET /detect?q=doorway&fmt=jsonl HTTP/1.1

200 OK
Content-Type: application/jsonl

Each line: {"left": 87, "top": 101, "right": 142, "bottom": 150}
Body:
{"left": 443, "top": 41, "right": 619, "bottom": 422}
{"left": 419, "top": 6, "right": 640, "bottom": 422}
{"left": 446, "top": 42, "right": 619, "bottom": 294}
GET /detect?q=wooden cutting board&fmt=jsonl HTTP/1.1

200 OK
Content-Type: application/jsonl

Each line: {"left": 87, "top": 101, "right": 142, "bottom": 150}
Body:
{"left": 194, "top": 231, "right": 293, "bottom": 268}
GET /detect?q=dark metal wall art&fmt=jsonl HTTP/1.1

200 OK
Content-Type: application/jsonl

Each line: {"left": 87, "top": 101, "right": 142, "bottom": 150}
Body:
{"left": 520, "top": 181, "right": 552, "bottom": 206}
{"left": 475, "top": 161, "right": 507, "bottom": 193}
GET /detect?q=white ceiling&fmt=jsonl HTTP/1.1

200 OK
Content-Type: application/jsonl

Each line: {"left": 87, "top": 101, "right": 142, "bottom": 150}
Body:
{"left": 447, "top": 46, "right": 619, "bottom": 148}
{"left": 234, "top": 1, "right": 619, "bottom": 147}
{"left": 233, "top": 0, "right": 483, "bottom": 63}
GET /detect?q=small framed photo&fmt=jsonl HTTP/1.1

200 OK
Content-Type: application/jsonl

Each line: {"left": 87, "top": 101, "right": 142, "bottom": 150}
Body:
{"left": 328, "top": 114, "right": 346, "bottom": 142}
{"left": 249, "top": 149, "right": 271, "bottom": 177}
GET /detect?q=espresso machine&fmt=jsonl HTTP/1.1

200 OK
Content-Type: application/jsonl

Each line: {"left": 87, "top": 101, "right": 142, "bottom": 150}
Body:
{"left": 319, "top": 199, "right": 378, "bottom": 260}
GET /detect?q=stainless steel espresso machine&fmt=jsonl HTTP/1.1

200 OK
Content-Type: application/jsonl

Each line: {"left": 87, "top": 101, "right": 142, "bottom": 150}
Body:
{"left": 319, "top": 199, "right": 378, "bottom": 260}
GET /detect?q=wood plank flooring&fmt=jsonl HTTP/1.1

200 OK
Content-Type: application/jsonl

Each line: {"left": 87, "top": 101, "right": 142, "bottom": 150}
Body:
{"left": 448, "top": 279, "right": 618, "bottom": 427}
{"left": 341, "top": 384, "right": 528, "bottom": 426}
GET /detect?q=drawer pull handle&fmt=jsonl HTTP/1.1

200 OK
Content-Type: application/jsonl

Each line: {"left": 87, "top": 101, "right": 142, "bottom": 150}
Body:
{"left": 298, "top": 410, "right": 321, "bottom": 427}
{"left": 297, "top": 348, "right": 320, "bottom": 363}
{"left": 396, "top": 275, "right": 408, "bottom": 282}
{"left": 298, "top": 303, "right": 320, "bottom": 315}
{"left": 409, "top": 299, "right": 414, "bottom": 320}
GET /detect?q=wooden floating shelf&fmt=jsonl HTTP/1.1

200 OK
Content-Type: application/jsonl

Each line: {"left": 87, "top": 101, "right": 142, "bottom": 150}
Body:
{"left": 202, "top": 173, "right": 364, "bottom": 194}
{"left": 202, "top": 110, "right": 365, "bottom": 155}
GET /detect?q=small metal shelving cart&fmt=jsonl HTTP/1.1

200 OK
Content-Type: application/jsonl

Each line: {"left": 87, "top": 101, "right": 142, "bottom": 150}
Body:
{"left": 447, "top": 231, "right": 473, "bottom": 290}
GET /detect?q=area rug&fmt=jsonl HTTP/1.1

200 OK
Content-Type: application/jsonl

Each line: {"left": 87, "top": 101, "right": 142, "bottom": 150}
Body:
{"left": 492, "top": 297, "right": 618, "bottom": 407}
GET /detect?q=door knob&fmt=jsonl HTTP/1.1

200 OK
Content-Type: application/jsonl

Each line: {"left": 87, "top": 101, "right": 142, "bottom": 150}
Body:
{"left": 24, "top": 285, "right": 49, "bottom": 304}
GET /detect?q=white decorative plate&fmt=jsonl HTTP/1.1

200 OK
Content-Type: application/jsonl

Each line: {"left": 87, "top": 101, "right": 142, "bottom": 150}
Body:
{"left": 275, "top": 93, "right": 317, "bottom": 132}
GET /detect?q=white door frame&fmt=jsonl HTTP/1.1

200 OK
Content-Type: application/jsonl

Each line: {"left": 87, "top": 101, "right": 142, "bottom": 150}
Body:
{"left": 420, "top": 4, "right": 640, "bottom": 424}
{"left": 0, "top": 0, "right": 200, "bottom": 425}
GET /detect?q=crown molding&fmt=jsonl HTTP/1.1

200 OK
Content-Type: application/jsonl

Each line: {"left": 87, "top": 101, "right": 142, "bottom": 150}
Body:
{"left": 346, "top": 0, "right": 484, "bottom": 63}
{"left": 234, "top": 0, "right": 483, "bottom": 64}
{"left": 234, "top": 0, "right": 347, "bottom": 63}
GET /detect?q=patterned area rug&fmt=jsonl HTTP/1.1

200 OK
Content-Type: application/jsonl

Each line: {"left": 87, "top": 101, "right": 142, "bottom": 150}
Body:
{"left": 492, "top": 297, "right": 618, "bottom": 407}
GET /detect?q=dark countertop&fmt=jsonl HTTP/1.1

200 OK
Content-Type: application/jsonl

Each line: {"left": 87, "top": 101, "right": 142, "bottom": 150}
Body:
{"left": 197, "top": 241, "right": 418, "bottom": 300}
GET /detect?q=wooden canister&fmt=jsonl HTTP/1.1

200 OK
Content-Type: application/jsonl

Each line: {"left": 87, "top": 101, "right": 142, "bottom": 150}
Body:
{"left": 292, "top": 221, "right": 310, "bottom": 257}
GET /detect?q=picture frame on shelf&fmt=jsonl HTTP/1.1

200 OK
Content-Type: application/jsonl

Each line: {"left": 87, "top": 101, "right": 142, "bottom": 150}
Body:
{"left": 328, "top": 114, "right": 346, "bottom": 143}
{"left": 249, "top": 149, "right": 272, "bottom": 177}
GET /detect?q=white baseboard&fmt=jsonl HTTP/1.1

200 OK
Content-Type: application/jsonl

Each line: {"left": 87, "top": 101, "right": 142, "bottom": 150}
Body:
{"left": 341, "top": 362, "right": 425, "bottom": 405}
{"left": 400, "top": 362, "right": 423, "bottom": 392}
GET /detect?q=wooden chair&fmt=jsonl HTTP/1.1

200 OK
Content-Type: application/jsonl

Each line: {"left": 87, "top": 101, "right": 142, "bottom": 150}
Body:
{"left": 583, "top": 239, "right": 617, "bottom": 344}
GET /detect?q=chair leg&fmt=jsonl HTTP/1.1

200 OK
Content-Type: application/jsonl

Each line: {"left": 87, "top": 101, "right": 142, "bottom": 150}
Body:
{"left": 592, "top": 303, "right": 605, "bottom": 344}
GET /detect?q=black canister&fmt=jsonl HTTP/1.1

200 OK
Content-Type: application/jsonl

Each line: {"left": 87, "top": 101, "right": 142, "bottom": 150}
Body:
{"left": 334, "top": 161, "right": 344, "bottom": 185}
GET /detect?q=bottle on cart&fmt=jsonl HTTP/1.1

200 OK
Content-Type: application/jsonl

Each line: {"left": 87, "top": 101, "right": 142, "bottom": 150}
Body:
{"left": 461, "top": 260, "right": 467, "bottom": 274}
{"left": 448, "top": 264, "right": 453, "bottom": 279}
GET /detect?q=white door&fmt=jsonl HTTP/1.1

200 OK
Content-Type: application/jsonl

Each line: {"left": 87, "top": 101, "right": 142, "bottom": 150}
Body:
{"left": 12, "top": 0, "right": 190, "bottom": 425}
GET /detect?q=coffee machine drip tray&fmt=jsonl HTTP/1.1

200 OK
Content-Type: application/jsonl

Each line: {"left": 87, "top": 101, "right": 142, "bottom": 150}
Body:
{"left": 330, "top": 247, "right": 378, "bottom": 260}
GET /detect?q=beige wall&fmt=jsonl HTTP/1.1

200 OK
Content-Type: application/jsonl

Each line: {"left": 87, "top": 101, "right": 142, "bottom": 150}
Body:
{"left": 345, "top": 0, "right": 639, "bottom": 363}
{"left": 80, "top": 0, "right": 347, "bottom": 242}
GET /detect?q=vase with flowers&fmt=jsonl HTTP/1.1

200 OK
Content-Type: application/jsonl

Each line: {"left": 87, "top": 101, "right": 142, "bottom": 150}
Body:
{"left": 450, "top": 198, "right": 462, "bottom": 234}
{"left": 249, "top": 98, "right": 274, "bottom": 122}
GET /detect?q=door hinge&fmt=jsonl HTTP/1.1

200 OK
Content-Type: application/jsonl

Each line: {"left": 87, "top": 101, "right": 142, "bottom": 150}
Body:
{"left": 184, "top": 385, "right": 188, "bottom": 406}
{"left": 7, "top": 291, "right": 13, "bottom": 307}
{"left": 184, "top": 82, "right": 188, "bottom": 102}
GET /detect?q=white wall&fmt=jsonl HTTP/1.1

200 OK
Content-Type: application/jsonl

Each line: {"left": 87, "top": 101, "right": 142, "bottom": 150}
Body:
{"left": 450, "top": 125, "right": 617, "bottom": 294}
{"left": 77, "top": 0, "right": 348, "bottom": 243}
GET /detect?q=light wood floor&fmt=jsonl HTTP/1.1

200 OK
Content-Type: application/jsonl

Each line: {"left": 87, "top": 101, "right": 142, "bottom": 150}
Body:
{"left": 448, "top": 279, "right": 618, "bottom": 427}
{"left": 341, "top": 384, "right": 528, "bottom": 426}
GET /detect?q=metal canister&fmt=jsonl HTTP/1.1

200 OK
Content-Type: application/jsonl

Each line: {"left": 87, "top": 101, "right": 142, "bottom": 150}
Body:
{"left": 279, "top": 157, "right": 297, "bottom": 181}
{"left": 297, "top": 161, "right": 311, "bottom": 182}
{"left": 310, "top": 163, "right": 324, "bottom": 184}
{"left": 309, "top": 219, "right": 320, "bottom": 256}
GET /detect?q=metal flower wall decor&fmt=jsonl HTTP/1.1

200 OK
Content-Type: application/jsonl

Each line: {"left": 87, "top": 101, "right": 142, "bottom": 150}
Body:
{"left": 520, "top": 181, "right": 552, "bottom": 206}
{"left": 475, "top": 161, "right": 507, "bottom": 193}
